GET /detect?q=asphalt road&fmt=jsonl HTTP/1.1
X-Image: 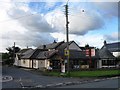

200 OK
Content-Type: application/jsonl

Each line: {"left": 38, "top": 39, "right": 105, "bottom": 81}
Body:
{"left": 2, "top": 66, "right": 120, "bottom": 89}
{"left": 58, "top": 78, "right": 120, "bottom": 88}
{"left": 2, "top": 66, "right": 94, "bottom": 88}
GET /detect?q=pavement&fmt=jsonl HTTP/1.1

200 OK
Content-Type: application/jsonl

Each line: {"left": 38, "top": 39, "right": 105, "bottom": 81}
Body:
{"left": 57, "top": 77, "right": 120, "bottom": 88}
{"left": 2, "top": 66, "right": 120, "bottom": 88}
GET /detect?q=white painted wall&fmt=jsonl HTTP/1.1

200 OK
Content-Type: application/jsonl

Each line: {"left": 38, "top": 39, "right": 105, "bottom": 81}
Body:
{"left": 97, "top": 60, "right": 102, "bottom": 68}
{"left": 14, "top": 58, "right": 18, "bottom": 66}
{"left": 14, "top": 54, "right": 19, "bottom": 66}
{"left": 33, "top": 60, "right": 38, "bottom": 69}
{"left": 112, "top": 52, "right": 120, "bottom": 57}
{"left": 45, "top": 60, "right": 50, "bottom": 69}
{"left": 38, "top": 60, "right": 46, "bottom": 68}
{"left": 37, "top": 59, "right": 50, "bottom": 69}
{"left": 29, "top": 60, "right": 32, "bottom": 68}
{"left": 20, "top": 59, "right": 30, "bottom": 68}
{"left": 19, "top": 59, "right": 50, "bottom": 69}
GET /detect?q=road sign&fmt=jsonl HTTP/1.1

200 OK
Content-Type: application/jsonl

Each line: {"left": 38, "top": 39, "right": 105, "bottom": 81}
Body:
{"left": 86, "top": 49, "right": 90, "bottom": 56}
{"left": 91, "top": 49, "right": 95, "bottom": 56}
{"left": 64, "top": 50, "right": 69, "bottom": 56}
{"left": 86, "top": 48, "right": 95, "bottom": 57}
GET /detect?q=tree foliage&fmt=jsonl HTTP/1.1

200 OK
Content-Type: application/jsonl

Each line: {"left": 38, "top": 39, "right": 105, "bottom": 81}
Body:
{"left": 6, "top": 46, "right": 21, "bottom": 65}
{"left": 2, "top": 53, "right": 9, "bottom": 60}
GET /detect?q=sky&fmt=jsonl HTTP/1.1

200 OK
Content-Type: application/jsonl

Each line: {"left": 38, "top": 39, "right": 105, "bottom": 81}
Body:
{"left": 0, "top": 0, "right": 119, "bottom": 52}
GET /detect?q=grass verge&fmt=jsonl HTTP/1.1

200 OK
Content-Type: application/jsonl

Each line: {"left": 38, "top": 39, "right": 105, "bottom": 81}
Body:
{"left": 43, "top": 69, "right": 120, "bottom": 78}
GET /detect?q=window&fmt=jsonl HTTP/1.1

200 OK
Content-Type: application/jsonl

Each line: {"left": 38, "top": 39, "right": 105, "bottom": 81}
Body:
{"left": 23, "top": 60, "right": 25, "bottom": 64}
{"left": 102, "top": 60, "right": 107, "bottom": 65}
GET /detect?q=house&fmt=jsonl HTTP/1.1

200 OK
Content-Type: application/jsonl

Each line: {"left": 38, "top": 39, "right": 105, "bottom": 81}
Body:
{"left": 99, "top": 41, "right": 120, "bottom": 68}
{"left": 15, "top": 41, "right": 101, "bottom": 70}
{"left": 14, "top": 48, "right": 33, "bottom": 67}
{"left": 14, "top": 41, "right": 86, "bottom": 70}
{"left": 97, "top": 45, "right": 116, "bottom": 68}
{"left": 102, "top": 41, "right": 120, "bottom": 57}
{"left": 99, "top": 40, "right": 120, "bottom": 68}
{"left": 14, "top": 40, "right": 119, "bottom": 70}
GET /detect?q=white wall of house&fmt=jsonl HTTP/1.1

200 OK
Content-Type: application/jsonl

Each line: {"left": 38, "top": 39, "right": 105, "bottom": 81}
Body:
{"left": 45, "top": 60, "right": 50, "bottom": 69}
{"left": 33, "top": 60, "right": 38, "bottom": 69}
{"left": 14, "top": 57, "right": 19, "bottom": 66}
{"left": 18, "top": 59, "right": 50, "bottom": 69}
{"left": 112, "top": 52, "right": 120, "bottom": 57}
{"left": 20, "top": 59, "right": 30, "bottom": 68}
{"left": 37, "top": 59, "right": 50, "bottom": 69}
{"left": 38, "top": 60, "right": 45, "bottom": 68}
{"left": 29, "top": 60, "right": 32, "bottom": 68}
{"left": 65, "top": 42, "right": 82, "bottom": 51}
{"left": 14, "top": 54, "right": 21, "bottom": 66}
{"left": 97, "top": 60, "right": 102, "bottom": 68}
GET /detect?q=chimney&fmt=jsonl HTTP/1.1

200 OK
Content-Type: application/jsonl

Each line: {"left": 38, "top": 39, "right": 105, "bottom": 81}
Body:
{"left": 104, "top": 40, "right": 107, "bottom": 46}
{"left": 53, "top": 40, "right": 57, "bottom": 43}
{"left": 43, "top": 45, "right": 46, "bottom": 49}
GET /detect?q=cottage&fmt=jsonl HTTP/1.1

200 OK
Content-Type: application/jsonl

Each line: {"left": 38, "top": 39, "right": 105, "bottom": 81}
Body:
{"left": 14, "top": 41, "right": 85, "bottom": 70}
{"left": 14, "top": 48, "right": 33, "bottom": 67}
{"left": 99, "top": 40, "right": 120, "bottom": 68}
{"left": 102, "top": 41, "right": 120, "bottom": 57}
{"left": 98, "top": 46, "right": 116, "bottom": 68}
{"left": 14, "top": 40, "right": 119, "bottom": 70}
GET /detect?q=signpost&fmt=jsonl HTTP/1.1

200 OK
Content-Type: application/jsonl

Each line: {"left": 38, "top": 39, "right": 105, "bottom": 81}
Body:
{"left": 86, "top": 48, "right": 95, "bottom": 68}
{"left": 64, "top": 50, "right": 69, "bottom": 56}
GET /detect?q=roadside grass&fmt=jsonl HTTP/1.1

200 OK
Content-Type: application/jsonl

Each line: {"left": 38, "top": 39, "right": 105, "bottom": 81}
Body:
{"left": 44, "top": 69, "right": 120, "bottom": 77}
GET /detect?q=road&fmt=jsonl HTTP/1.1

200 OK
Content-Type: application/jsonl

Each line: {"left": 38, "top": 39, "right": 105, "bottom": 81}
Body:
{"left": 58, "top": 78, "right": 120, "bottom": 88}
{"left": 2, "top": 66, "right": 120, "bottom": 89}
{"left": 2, "top": 66, "right": 94, "bottom": 88}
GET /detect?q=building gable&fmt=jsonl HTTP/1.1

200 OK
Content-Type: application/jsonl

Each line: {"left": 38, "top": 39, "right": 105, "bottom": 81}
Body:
{"left": 65, "top": 41, "right": 82, "bottom": 51}
{"left": 102, "top": 41, "right": 120, "bottom": 52}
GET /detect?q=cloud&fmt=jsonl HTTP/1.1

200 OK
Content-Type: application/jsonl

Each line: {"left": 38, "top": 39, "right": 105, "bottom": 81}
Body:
{"left": 46, "top": 2, "right": 118, "bottom": 35}
{"left": 0, "top": 1, "right": 119, "bottom": 52}
{"left": 51, "top": 32, "right": 104, "bottom": 48}
{"left": 1, "top": 28, "right": 55, "bottom": 52}
{"left": 69, "top": 10, "right": 104, "bottom": 35}
{"left": 0, "top": 1, "right": 56, "bottom": 52}
{"left": 92, "top": 2, "right": 118, "bottom": 18}
{"left": 45, "top": 8, "right": 66, "bottom": 33}
{"left": 104, "top": 32, "right": 120, "bottom": 42}
{"left": 46, "top": 5, "right": 104, "bottom": 35}
{"left": 7, "top": 7, "right": 56, "bottom": 33}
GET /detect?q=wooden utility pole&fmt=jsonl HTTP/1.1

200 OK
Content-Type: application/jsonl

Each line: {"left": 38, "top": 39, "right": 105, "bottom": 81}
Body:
{"left": 13, "top": 42, "right": 15, "bottom": 64}
{"left": 65, "top": 3, "right": 70, "bottom": 74}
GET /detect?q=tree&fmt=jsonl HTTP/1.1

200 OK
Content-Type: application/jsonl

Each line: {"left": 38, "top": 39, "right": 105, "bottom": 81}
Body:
{"left": 6, "top": 46, "right": 20, "bottom": 65}
{"left": 85, "top": 44, "right": 89, "bottom": 49}
{"left": 2, "top": 53, "right": 9, "bottom": 60}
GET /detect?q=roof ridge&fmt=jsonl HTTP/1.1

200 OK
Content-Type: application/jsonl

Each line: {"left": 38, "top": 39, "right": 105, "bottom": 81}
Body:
{"left": 106, "top": 42, "right": 120, "bottom": 45}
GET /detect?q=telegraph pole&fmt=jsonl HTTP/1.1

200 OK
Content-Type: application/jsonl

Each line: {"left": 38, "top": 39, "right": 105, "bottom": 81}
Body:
{"left": 65, "top": 3, "right": 70, "bottom": 75}
{"left": 13, "top": 42, "right": 15, "bottom": 65}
